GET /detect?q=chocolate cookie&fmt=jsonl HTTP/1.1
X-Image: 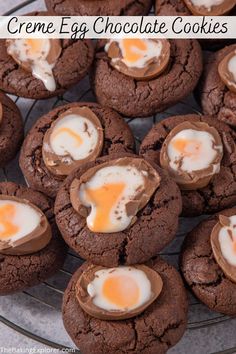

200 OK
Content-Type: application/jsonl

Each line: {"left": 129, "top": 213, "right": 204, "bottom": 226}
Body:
{"left": 20, "top": 102, "right": 135, "bottom": 199}
{"left": 54, "top": 153, "right": 182, "bottom": 267}
{"left": 45, "top": 0, "right": 152, "bottom": 16}
{"left": 197, "top": 45, "right": 236, "bottom": 128}
{"left": 140, "top": 114, "right": 236, "bottom": 216}
{"left": 91, "top": 39, "right": 202, "bottom": 117}
{"left": 0, "top": 91, "right": 23, "bottom": 167}
{"left": 62, "top": 257, "right": 188, "bottom": 354}
{"left": 0, "top": 182, "right": 66, "bottom": 295}
{"left": 180, "top": 208, "right": 236, "bottom": 316}
{"left": 0, "top": 12, "right": 94, "bottom": 99}
{"left": 156, "top": 0, "right": 190, "bottom": 15}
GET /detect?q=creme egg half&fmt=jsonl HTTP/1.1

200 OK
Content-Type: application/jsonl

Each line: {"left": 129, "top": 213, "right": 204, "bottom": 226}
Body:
{"left": 6, "top": 38, "right": 61, "bottom": 91}
{"left": 218, "top": 215, "right": 236, "bottom": 267}
{"left": 42, "top": 106, "right": 104, "bottom": 177}
{"left": 105, "top": 38, "right": 170, "bottom": 80}
{"left": 72, "top": 158, "right": 160, "bottom": 233}
{"left": 190, "top": 0, "right": 225, "bottom": 11}
{"left": 167, "top": 129, "right": 221, "bottom": 173}
{"left": 79, "top": 165, "right": 144, "bottom": 233}
{"left": 160, "top": 121, "right": 223, "bottom": 190}
{"left": 109, "top": 39, "right": 164, "bottom": 68}
{"left": 183, "top": 0, "right": 235, "bottom": 15}
{"left": 76, "top": 264, "right": 163, "bottom": 320}
{"left": 211, "top": 214, "right": 236, "bottom": 284}
{"left": 0, "top": 196, "right": 51, "bottom": 255}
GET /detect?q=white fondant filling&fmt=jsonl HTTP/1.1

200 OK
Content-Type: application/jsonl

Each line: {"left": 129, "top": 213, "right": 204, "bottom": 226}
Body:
{"left": 167, "top": 129, "right": 222, "bottom": 173}
{"left": 79, "top": 165, "right": 146, "bottom": 233}
{"left": 189, "top": 0, "right": 225, "bottom": 10}
{"left": 0, "top": 200, "right": 41, "bottom": 243}
{"left": 105, "top": 39, "right": 163, "bottom": 69}
{"left": 7, "top": 39, "right": 57, "bottom": 91}
{"left": 49, "top": 114, "right": 99, "bottom": 161}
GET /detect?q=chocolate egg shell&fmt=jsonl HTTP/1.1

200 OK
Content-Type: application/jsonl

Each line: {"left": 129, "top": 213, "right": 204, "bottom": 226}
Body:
{"left": 106, "top": 39, "right": 171, "bottom": 81}
{"left": 160, "top": 121, "right": 223, "bottom": 190}
{"left": 42, "top": 106, "right": 104, "bottom": 177}
{"left": 69, "top": 156, "right": 161, "bottom": 230}
{"left": 183, "top": 0, "right": 235, "bottom": 15}
{"left": 75, "top": 264, "right": 163, "bottom": 321}
{"left": 0, "top": 195, "right": 52, "bottom": 256}
{"left": 211, "top": 215, "right": 236, "bottom": 284}
{"left": 218, "top": 50, "right": 236, "bottom": 94}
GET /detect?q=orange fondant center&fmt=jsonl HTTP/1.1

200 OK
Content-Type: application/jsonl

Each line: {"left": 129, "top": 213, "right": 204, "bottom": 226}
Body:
{"left": 233, "top": 234, "right": 236, "bottom": 253}
{"left": 0, "top": 204, "right": 19, "bottom": 240}
{"left": 102, "top": 274, "right": 140, "bottom": 308}
{"left": 52, "top": 127, "right": 83, "bottom": 146}
{"left": 172, "top": 138, "right": 202, "bottom": 159}
{"left": 25, "top": 39, "right": 44, "bottom": 54}
{"left": 122, "top": 39, "right": 147, "bottom": 63}
{"left": 233, "top": 241, "right": 236, "bottom": 254}
{"left": 85, "top": 182, "right": 125, "bottom": 232}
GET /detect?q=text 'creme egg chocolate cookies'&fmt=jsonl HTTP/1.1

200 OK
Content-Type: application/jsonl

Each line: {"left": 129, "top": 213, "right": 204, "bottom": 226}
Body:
{"left": 160, "top": 121, "right": 223, "bottom": 190}
{"left": 0, "top": 195, "right": 51, "bottom": 256}
{"left": 20, "top": 103, "right": 134, "bottom": 198}
{"left": 42, "top": 106, "right": 103, "bottom": 177}
{"left": 55, "top": 154, "right": 182, "bottom": 266}
{"left": 63, "top": 258, "right": 188, "bottom": 353}
{"left": 105, "top": 39, "right": 171, "bottom": 80}
{"left": 70, "top": 157, "right": 160, "bottom": 233}
{"left": 182, "top": 0, "right": 235, "bottom": 15}
{"left": 211, "top": 214, "right": 236, "bottom": 283}
{"left": 76, "top": 264, "right": 163, "bottom": 320}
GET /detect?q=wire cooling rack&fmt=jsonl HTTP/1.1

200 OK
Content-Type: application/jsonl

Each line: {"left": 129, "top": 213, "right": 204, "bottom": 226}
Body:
{"left": 0, "top": 1, "right": 236, "bottom": 353}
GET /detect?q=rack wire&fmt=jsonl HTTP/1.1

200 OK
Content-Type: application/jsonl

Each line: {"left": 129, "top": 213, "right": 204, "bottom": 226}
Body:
{"left": 0, "top": 1, "right": 236, "bottom": 353}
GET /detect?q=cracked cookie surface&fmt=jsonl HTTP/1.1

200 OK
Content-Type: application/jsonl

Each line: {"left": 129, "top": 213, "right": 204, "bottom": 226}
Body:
{"left": 0, "top": 182, "right": 67, "bottom": 295}
{"left": 62, "top": 257, "right": 188, "bottom": 354}
{"left": 197, "top": 45, "right": 236, "bottom": 128}
{"left": 140, "top": 114, "right": 236, "bottom": 216}
{"left": 155, "top": 0, "right": 190, "bottom": 15}
{"left": 0, "top": 91, "right": 23, "bottom": 167}
{"left": 0, "top": 12, "right": 94, "bottom": 99}
{"left": 45, "top": 0, "right": 152, "bottom": 16}
{"left": 180, "top": 207, "right": 236, "bottom": 316}
{"left": 20, "top": 103, "right": 135, "bottom": 199}
{"left": 91, "top": 39, "right": 202, "bottom": 118}
{"left": 54, "top": 153, "right": 182, "bottom": 267}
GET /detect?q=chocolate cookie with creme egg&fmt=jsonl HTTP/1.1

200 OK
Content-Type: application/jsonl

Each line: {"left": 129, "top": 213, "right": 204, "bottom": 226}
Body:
{"left": 140, "top": 114, "right": 236, "bottom": 216}
{"left": 91, "top": 37, "right": 202, "bottom": 117}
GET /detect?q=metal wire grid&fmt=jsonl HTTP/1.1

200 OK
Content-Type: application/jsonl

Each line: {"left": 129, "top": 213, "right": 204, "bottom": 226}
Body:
{"left": 0, "top": 1, "right": 235, "bottom": 353}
